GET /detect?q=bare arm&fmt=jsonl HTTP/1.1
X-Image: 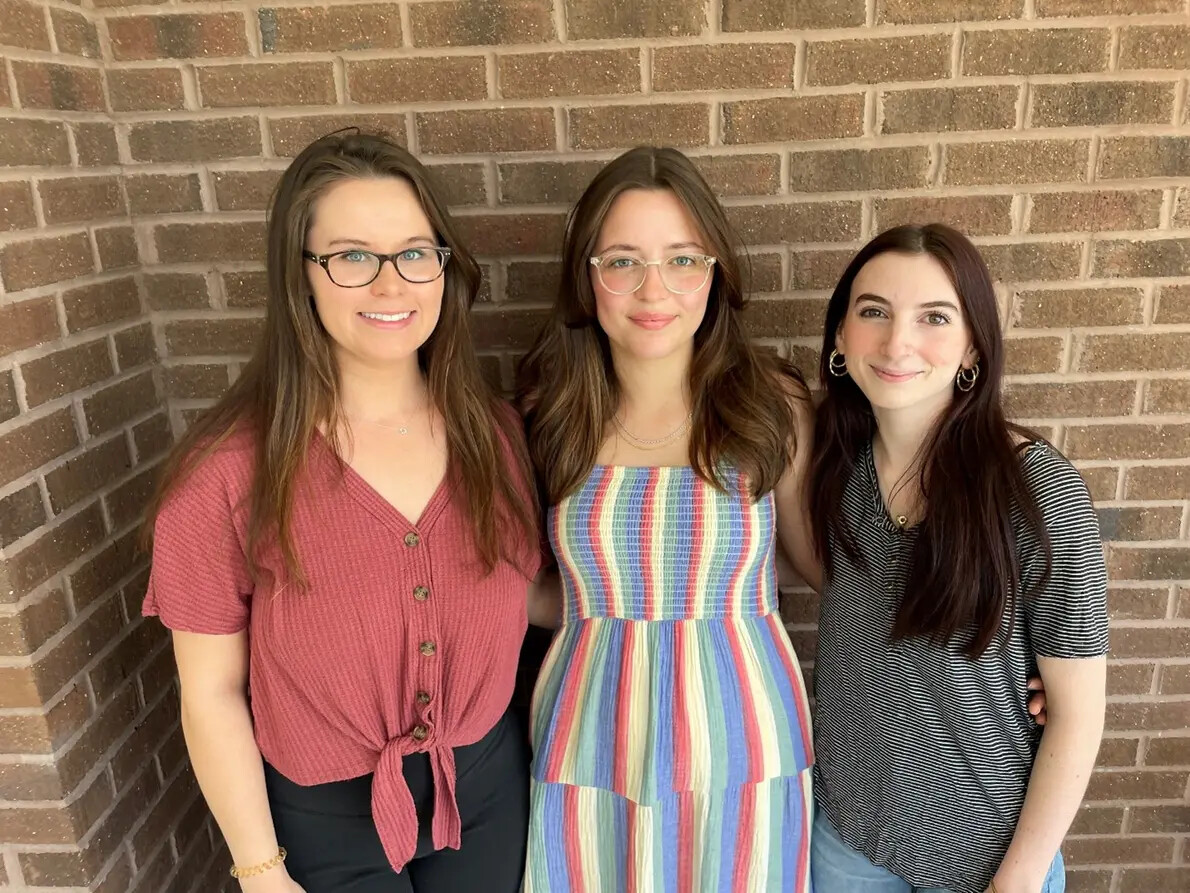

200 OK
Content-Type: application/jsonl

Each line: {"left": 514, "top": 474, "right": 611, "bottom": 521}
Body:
{"left": 773, "top": 385, "right": 823, "bottom": 593}
{"left": 990, "top": 655, "right": 1106, "bottom": 893}
{"left": 174, "top": 630, "right": 304, "bottom": 893}
{"left": 527, "top": 565, "right": 562, "bottom": 629}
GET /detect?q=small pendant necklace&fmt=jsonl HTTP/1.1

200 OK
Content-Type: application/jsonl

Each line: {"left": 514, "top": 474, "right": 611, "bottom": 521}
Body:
{"left": 613, "top": 411, "right": 693, "bottom": 451}
{"left": 350, "top": 398, "right": 426, "bottom": 436}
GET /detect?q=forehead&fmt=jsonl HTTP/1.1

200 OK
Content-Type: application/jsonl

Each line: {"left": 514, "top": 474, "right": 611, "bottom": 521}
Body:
{"left": 597, "top": 188, "right": 705, "bottom": 247}
{"left": 850, "top": 251, "right": 959, "bottom": 306}
{"left": 308, "top": 176, "right": 432, "bottom": 237}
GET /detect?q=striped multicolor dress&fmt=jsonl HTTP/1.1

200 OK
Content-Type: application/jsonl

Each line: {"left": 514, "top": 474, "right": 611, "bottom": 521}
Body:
{"left": 524, "top": 465, "right": 815, "bottom": 892}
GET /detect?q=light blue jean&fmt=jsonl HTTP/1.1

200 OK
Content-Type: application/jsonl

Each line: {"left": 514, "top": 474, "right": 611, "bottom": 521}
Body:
{"left": 811, "top": 809, "right": 1065, "bottom": 893}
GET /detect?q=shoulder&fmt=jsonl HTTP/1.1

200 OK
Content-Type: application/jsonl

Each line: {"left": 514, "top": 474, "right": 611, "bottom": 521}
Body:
{"left": 1018, "top": 441, "right": 1092, "bottom": 507}
{"left": 164, "top": 425, "right": 256, "bottom": 510}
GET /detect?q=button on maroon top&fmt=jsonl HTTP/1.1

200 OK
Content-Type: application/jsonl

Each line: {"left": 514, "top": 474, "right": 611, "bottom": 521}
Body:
{"left": 143, "top": 426, "right": 540, "bottom": 872}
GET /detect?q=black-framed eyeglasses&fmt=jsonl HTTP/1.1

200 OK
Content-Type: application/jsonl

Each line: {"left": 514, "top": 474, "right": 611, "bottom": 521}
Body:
{"left": 303, "top": 247, "right": 452, "bottom": 287}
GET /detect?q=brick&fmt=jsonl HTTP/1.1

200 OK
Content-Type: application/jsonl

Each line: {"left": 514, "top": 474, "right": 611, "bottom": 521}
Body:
{"left": 1013, "top": 287, "right": 1143, "bottom": 328}
{"left": 1080, "top": 334, "right": 1190, "bottom": 373}
{"left": 653, "top": 44, "right": 793, "bottom": 92}
{"left": 0, "top": 483, "right": 45, "bottom": 550}
{"left": 569, "top": 103, "right": 708, "bottom": 151}
{"left": 1004, "top": 336, "right": 1064, "bottom": 374}
{"left": 72, "top": 123, "right": 118, "bottom": 167}
{"left": 506, "top": 261, "right": 559, "bottom": 304}
{"left": 453, "top": 213, "right": 565, "bottom": 256}
{"left": 1085, "top": 769, "right": 1188, "bottom": 801}
{"left": 3, "top": 503, "right": 106, "bottom": 604}
{"left": 51, "top": 9, "right": 99, "bottom": 58}
{"left": 38, "top": 177, "right": 124, "bottom": 225}
{"left": 107, "top": 13, "right": 248, "bottom": 61}
{"left": 877, "top": 0, "right": 1022, "bottom": 22}
{"left": 693, "top": 154, "right": 782, "bottom": 197}
{"left": 21, "top": 339, "right": 114, "bottom": 408}
{"left": 471, "top": 308, "right": 549, "bottom": 350}
{"left": 115, "top": 323, "right": 157, "bottom": 371}
{"left": 0, "top": 62, "right": 8, "bottom": 108}
{"left": 0, "top": 801, "right": 77, "bottom": 844}
{"left": 269, "top": 113, "right": 407, "bottom": 157}
{"left": 1038, "top": 0, "right": 1182, "bottom": 13}
{"left": 1101, "top": 506, "right": 1183, "bottom": 542}
{"left": 12, "top": 61, "right": 104, "bottom": 112}
{"left": 129, "top": 118, "right": 261, "bottom": 163}
{"left": 165, "top": 318, "right": 263, "bottom": 357}
{"left": 789, "top": 249, "right": 853, "bottom": 290}
{"left": 722, "top": 95, "right": 865, "bottom": 144}
{"left": 874, "top": 195, "right": 1014, "bottom": 237}
{"left": 789, "top": 146, "right": 929, "bottom": 193}
{"left": 0, "top": 370, "right": 16, "bottom": 424}
{"left": 410, "top": 0, "right": 555, "bottom": 46}
{"left": 980, "top": 242, "right": 1082, "bottom": 282}
{"left": 106, "top": 68, "right": 186, "bottom": 112}
{"left": 1176, "top": 187, "right": 1190, "bottom": 229}
{"left": 44, "top": 435, "right": 131, "bottom": 514}
{"left": 961, "top": 28, "right": 1109, "bottom": 76}
{"left": 745, "top": 297, "right": 828, "bottom": 337}
{"left": 1131, "top": 805, "right": 1190, "bottom": 833}
{"left": 134, "top": 413, "right": 173, "bottom": 463}
{"left": 1109, "top": 661, "right": 1156, "bottom": 696}
{"left": 882, "top": 85, "right": 1019, "bottom": 134}
{"left": 96, "top": 226, "right": 138, "bottom": 272}
{"left": 1120, "top": 26, "right": 1190, "bottom": 71}
{"left": 1070, "top": 804, "right": 1126, "bottom": 833}
{"left": 1145, "top": 735, "right": 1190, "bottom": 766}
{"left": 945, "top": 140, "right": 1088, "bottom": 186}
{"left": 0, "top": 180, "right": 35, "bottom": 232}
{"left": 1075, "top": 466, "right": 1117, "bottom": 502}
{"left": 63, "top": 278, "right": 141, "bottom": 334}
{"left": 259, "top": 5, "right": 402, "bottom": 53}
{"left": 1121, "top": 868, "right": 1190, "bottom": 893}
{"left": 0, "top": 118, "right": 70, "bottom": 167}
{"left": 83, "top": 372, "right": 158, "bottom": 436}
{"left": 163, "top": 364, "right": 231, "bottom": 400}
{"left": 418, "top": 108, "right": 554, "bottom": 154}
{"left": 0, "top": 684, "right": 89, "bottom": 756}
{"left": 501, "top": 50, "right": 640, "bottom": 99}
{"left": 106, "top": 465, "right": 158, "bottom": 532}
{"left": 199, "top": 62, "right": 335, "bottom": 108}
{"left": 1068, "top": 423, "right": 1190, "bottom": 461}
{"left": 211, "top": 170, "right": 281, "bottom": 212}
{"left": 348, "top": 57, "right": 486, "bottom": 104}
{"left": 89, "top": 615, "right": 159, "bottom": 707}
{"left": 807, "top": 34, "right": 950, "bottom": 87}
{"left": 722, "top": 0, "right": 864, "bottom": 30}
{"left": 1, "top": 232, "right": 94, "bottom": 292}
{"left": 425, "top": 163, "right": 487, "bottom": 207}
{"left": 567, "top": 0, "right": 702, "bottom": 39}
{"left": 1124, "top": 465, "right": 1188, "bottom": 500}
{"left": 126, "top": 174, "right": 202, "bottom": 215}
{"left": 0, "top": 761, "right": 65, "bottom": 801}
{"left": 70, "top": 533, "right": 141, "bottom": 613}
{"left": 728, "top": 202, "right": 861, "bottom": 245}
{"left": 222, "top": 271, "right": 268, "bottom": 307}
{"left": 1099, "top": 137, "right": 1190, "bottom": 180}
{"left": 32, "top": 597, "right": 123, "bottom": 700}
{"left": 1161, "top": 667, "right": 1190, "bottom": 696}
{"left": 1065, "top": 836, "right": 1175, "bottom": 866}
{"left": 155, "top": 222, "right": 265, "bottom": 263}
{"left": 1003, "top": 381, "right": 1136, "bottom": 419}
{"left": 1029, "top": 190, "right": 1162, "bottom": 234}
{"left": 145, "top": 275, "right": 209, "bottom": 312}
{"left": 1031, "top": 82, "right": 1175, "bottom": 128}
{"left": 0, "top": 0, "right": 50, "bottom": 50}
{"left": 0, "top": 298, "right": 60, "bottom": 355}
{"left": 1093, "top": 239, "right": 1190, "bottom": 279}
{"left": 1144, "top": 380, "right": 1190, "bottom": 415}
{"left": 498, "top": 160, "right": 605, "bottom": 205}
{"left": 1107, "top": 588, "right": 1169, "bottom": 621}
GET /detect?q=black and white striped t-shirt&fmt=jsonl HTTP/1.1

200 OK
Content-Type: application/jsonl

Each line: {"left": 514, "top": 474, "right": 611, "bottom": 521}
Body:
{"left": 813, "top": 440, "right": 1109, "bottom": 893}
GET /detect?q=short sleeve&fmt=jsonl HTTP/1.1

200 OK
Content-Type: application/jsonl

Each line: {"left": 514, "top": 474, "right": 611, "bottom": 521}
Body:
{"left": 1020, "top": 445, "right": 1109, "bottom": 659}
{"left": 143, "top": 450, "right": 253, "bottom": 634}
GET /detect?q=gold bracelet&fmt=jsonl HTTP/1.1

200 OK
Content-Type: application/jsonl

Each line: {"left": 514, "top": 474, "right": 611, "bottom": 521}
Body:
{"left": 229, "top": 847, "right": 287, "bottom": 879}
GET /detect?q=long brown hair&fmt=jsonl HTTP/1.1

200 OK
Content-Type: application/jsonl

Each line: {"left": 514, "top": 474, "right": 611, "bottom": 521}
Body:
{"left": 809, "top": 223, "right": 1050, "bottom": 658}
{"left": 518, "top": 146, "right": 804, "bottom": 505}
{"left": 144, "top": 131, "right": 536, "bottom": 580}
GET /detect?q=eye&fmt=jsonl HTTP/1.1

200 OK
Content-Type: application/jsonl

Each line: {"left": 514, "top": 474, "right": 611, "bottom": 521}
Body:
{"left": 924, "top": 312, "right": 951, "bottom": 326}
{"left": 399, "top": 248, "right": 427, "bottom": 262}
{"left": 668, "top": 255, "right": 697, "bottom": 267}
{"left": 858, "top": 306, "right": 886, "bottom": 319}
{"left": 342, "top": 251, "right": 371, "bottom": 264}
{"left": 607, "top": 256, "right": 640, "bottom": 269}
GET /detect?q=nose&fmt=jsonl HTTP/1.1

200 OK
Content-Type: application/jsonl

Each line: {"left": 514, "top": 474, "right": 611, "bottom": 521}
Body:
{"left": 881, "top": 318, "right": 915, "bottom": 358}
{"left": 637, "top": 262, "right": 668, "bottom": 302}
{"left": 370, "top": 257, "right": 405, "bottom": 295}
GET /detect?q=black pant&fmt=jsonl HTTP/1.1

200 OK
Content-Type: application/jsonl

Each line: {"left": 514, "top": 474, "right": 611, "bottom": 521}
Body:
{"left": 265, "top": 711, "right": 529, "bottom": 893}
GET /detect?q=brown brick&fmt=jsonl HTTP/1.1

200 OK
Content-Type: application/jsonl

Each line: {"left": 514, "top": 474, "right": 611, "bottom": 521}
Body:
{"left": 1124, "top": 465, "right": 1189, "bottom": 500}
{"left": 1102, "top": 506, "right": 1183, "bottom": 542}
{"left": 1113, "top": 627, "right": 1190, "bottom": 661}
{"left": 1121, "top": 868, "right": 1190, "bottom": 893}
{"left": 498, "top": 160, "right": 604, "bottom": 205}
{"left": 0, "top": 370, "right": 16, "bottom": 424}
{"left": 874, "top": 195, "right": 1014, "bottom": 237}
{"left": 70, "top": 533, "right": 142, "bottom": 615}
{"left": 3, "top": 503, "right": 106, "bottom": 604}
{"left": 1032, "top": 82, "right": 1175, "bottom": 128}
{"left": 115, "top": 323, "right": 157, "bottom": 371}
{"left": 653, "top": 44, "right": 793, "bottom": 92}
{"left": 945, "top": 140, "right": 1088, "bottom": 186}
{"left": 1080, "top": 334, "right": 1190, "bottom": 373}
{"left": 1029, "top": 190, "right": 1162, "bottom": 234}
{"left": 199, "top": 62, "right": 335, "bottom": 108}
{"left": 1130, "top": 805, "right": 1190, "bottom": 833}
{"left": 106, "top": 465, "right": 158, "bottom": 531}
{"left": 1013, "top": 287, "right": 1143, "bottom": 328}
{"left": 1162, "top": 667, "right": 1190, "bottom": 696}
{"left": 269, "top": 113, "right": 408, "bottom": 157}
{"left": 471, "top": 307, "right": 549, "bottom": 350}
{"left": 807, "top": 34, "right": 950, "bottom": 87}
{"left": 1157, "top": 286, "right": 1190, "bottom": 324}
{"left": 129, "top": 117, "right": 261, "bottom": 163}
{"left": 1077, "top": 466, "right": 1118, "bottom": 502}
{"left": 723, "top": 0, "right": 864, "bottom": 30}
{"left": 1, "top": 232, "right": 94, "bottom": 292}
{"left": 410, "top": 0, "right": 555, "bottom": 46}
{"left": 88, "top": 614, "right": 159, "bottom": 708}
{"left": 1120, "top": 25, "right": 1190, "bottom": 71}
{"left": 1068, "top": 423, "right": 1190, "bottom": 461}
{"left": 425, "top": 163, "right": 488, "bottom": 207}
{"left": 1107, "top": 662, "right": 1155, "bottom": 696}
{"left": 259, "top": 5, "right": 402, "bottom": 53}
{"left": 418, "top": 108, "right": 554, "bottom": 154}
{"left": 692, "top": 154, "right": 783, "bottom": 198}
{"left": 96, "top": 227, "right": 138, "bottom": 272}
{"left": 223, "top": 270, "right": 268, "bottom": 307}
{"left": 1039, "top": 0, "right": 1182, "bottom": 13}
{"left": 106, "top": 68, "right": 186, "bottom": 112}
{"left": 878, "top": 0, "right": 1022, "bottom": 22}
{"left": 789, "top": 249, "right": 853, "bottom": 291}
{"left": 12, "top": 61, "right": 104, "bottom": 111}
{"left": 1099, "top": 136, "right": 1190, "bottom": 180}
{"left": 453, "top": 213, "right": 565, "bottom": 256}
{"left": 1086, "top": 768, "right": 1188, "bottom": 801}
{"left": 38, "top": 177, "right": 124, "bottom": 225}
{"left": 722, "top": 94, "right": 865, "bottom": 144}
{"left": 108, "top": 13, "right": 248, "bottom": 61}
{"left": 21, "top": 340, "right": 114, "bottom": 408}
{"left": 1093, "top": 239, "right": 1190, "bottom": 279}
{"left": 728, "top": 202, "right": 861, "bottom": 245}
{"left": 1144, "top": 380, "right": 1190, "bottom": 415}
{"left": 962, "top": 28, "right": 1109, "bottom": 76}
{"left": 1065, "top": 836, "right": 1175, "bottom": 866}
{"left": 1176, "top": 187, "right": 1190, "bottom": 229}
{"left": 0, "top": 182, "right": 36, "bottom": 238}
{"left": 501, "top": 49, "right": 640, "bottom": 99}
{"left": 0, "top": 0, "right": 50, "bottom": 50}
{"left": 882, "top": 85, "right": 1019, "bottom": 134}
{"left": 0, "top": 483, "right": 44, "bottom": 549}
{"left": 1071, "top": 803, "right": 1127, "bottom": 834}
{"left": 568, "top": 103, "right": 708, "bottom": 151}
{"left": 0, "top": 118, "right": 70, "bottom": 167}
{"left": 1005, "top": 336, "right": 1064, "bottom": 374}
{"left": 31, "top": 596, "right": 123, "bottom": 700}
{"left": 126, "top": 174, "right": 201, "bottom": 215}
{"left": 72, "top": 123, "right": 118, "bottom": 167}
{"left": 1146, "top": 736, "right": 1190, "bottom": 766}
{"left": 162, "top": 364, "right": 231, "bottom": 400}
{"left": 211, "top": 170, "right": 281, "bottom": 212}
{"left": 165, "top": 318, "right": 263, "bottom": 357}
{"left": 0, "top": 684, "right": 88, "bottom": 756}
{"left": 83, "top": 371, "right": 158, "bottom": 435}
{"left": 0, "top": 801, "right": 78, "bottom": 844}
{"left": 0, "top": 298, "right": 60, "bottom": 355}
{"left": 567, "top": 0, "right": 702, "bottom": 39}
{"left": 1003, "top": 381, "right": 1136, "bottom": 419}
{"left": 745, "top": 297, "right": 828, "bottom": 337}
{"left": 789, "top": 146, "right": 929, "bottom": 193}
{"left": 155, "top": 222, "right": 265, "bottom": 263}
{"left": 44, "top": 436, "right": 131, "bottom": 514}
{"left": 505, "top": 261, "right": 559, "bottom": 304}
{"left": 51, "top": 9, "right": 99, "bottom": 58}
{"left": 145, "top": 273, "right": 211, "bottom": 312}
{"left": 348, "top": 57, "right": 486, "bottom": 104}
{"left": 980, "top": 242, "right": 1083, "bottom": 282}
{"left": 62, "top": 278, "right": 140, "bottom": 335}
{"left": 0, "top": 62, "right": 8, "bottom": 108}
{"left": 1108, "top": 588, "right": 1169, "bottom": 621}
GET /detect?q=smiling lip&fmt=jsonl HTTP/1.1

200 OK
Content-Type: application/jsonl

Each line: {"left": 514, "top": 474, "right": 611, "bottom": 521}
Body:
{"left": 359, "top": 310, "right": 415, "bottom": 329}
{"left": 871, "top": 365, "right": 920, "bottom": 383}
{"left": 629, "top": 313, "right": 676, "bottom": 330}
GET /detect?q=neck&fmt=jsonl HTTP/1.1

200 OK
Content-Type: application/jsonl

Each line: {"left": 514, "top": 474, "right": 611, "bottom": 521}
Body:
{"left": 611, "top": 345, "right": 693, "bottom": 419}
{"left": 870, "top": 398, "right": 948, "bottom": 470}
{"left": 336, "top": 352, "right": 428, "bottom": 421}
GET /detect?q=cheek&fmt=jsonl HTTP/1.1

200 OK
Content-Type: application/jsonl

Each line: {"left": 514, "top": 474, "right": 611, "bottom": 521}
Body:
{"left": 920, "top": 329, "right": 970, "bottom": 366}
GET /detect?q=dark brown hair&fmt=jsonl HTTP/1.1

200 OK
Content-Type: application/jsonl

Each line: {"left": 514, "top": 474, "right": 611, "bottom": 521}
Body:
{"left": 808, "top": 223, "right": 1050, "bottom": 658}
{"left": 517, "top": 146, "right": 805, "bottom": 505}
{"left": 144, "top": 131, "right": 536, "bottom": 580}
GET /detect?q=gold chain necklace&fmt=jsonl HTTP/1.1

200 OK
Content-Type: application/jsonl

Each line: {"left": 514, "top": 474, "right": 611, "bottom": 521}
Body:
{"left": 612, "top": 411, "right": 693, "bottom": 451}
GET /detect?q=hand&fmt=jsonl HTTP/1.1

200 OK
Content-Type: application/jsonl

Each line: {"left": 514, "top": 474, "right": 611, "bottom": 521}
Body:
{"left": 239, "top": 867, "right": 306, "bottom": 893}
{"left": 1026, "top": 675, "right": 1048, "bottom": 726}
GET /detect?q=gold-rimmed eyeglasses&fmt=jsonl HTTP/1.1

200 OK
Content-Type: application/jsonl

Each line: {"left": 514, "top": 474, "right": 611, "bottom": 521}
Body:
{"left": 589, "top": 252, "right": 716, "bottom": 295}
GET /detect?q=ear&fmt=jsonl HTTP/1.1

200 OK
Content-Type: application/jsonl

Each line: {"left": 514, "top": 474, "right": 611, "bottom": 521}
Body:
{"left": 962, "top": 345, "right": 979, "bottom": 370}
{"left": 834, "top": 326, "right": 846, "bottom": 356}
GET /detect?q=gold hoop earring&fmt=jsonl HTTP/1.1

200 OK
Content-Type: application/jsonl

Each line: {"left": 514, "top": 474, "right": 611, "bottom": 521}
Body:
{"left": 828, "top": 349, "right": 848, "bottom": 378}
{"left": 956, "top": 363, "right": 980, "bottom": 392}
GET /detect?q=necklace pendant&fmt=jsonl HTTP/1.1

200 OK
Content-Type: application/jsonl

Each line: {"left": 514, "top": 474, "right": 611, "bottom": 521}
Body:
{"left": 398, "top": 426, "right": 409, "bottom": 435}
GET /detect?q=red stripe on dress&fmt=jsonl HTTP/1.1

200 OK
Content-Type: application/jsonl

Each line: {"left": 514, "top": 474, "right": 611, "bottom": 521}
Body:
{"left": 612, "top": 622, "right": 634, "bottom": 797}
{"left": 765, "top": 612, "right": 815, "bottom": 764}
{"left": 725, "top": 619, "right": 764, "bottom": 783}
{"left": 730, "top": 783, "right": 757, "bottom": 892}
{"left": 625, "top": 799, "right": 639, "bottom": 893}
{"left": 677, "top": 791, "right": 695, "bottom": 893}
{"left": 588, "top": 466, "right": 617, "bottom": 617}
{"left": 543, "top": 622, "right": 594, "bottom": 780}
{"left": 672, "top": 621, "right": 690, "bottom": 791}
{"left": 563, "top": 785, "right": 586, "bottom": 893}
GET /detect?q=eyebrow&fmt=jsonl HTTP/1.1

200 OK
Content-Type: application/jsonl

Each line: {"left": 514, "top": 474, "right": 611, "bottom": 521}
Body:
{"left": 598, "top": 241, "right": 707, "bottom": 253}
{"left": 325, "top": 235, "right": 437, "bottom": 249}
{"left": 854, "top": 292, "right": 961, "bottom": 312}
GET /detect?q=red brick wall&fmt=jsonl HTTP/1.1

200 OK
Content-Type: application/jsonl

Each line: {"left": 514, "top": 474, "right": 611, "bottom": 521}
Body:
{"left": 1, "top": 1, "right": 1187, "bottom": 891}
